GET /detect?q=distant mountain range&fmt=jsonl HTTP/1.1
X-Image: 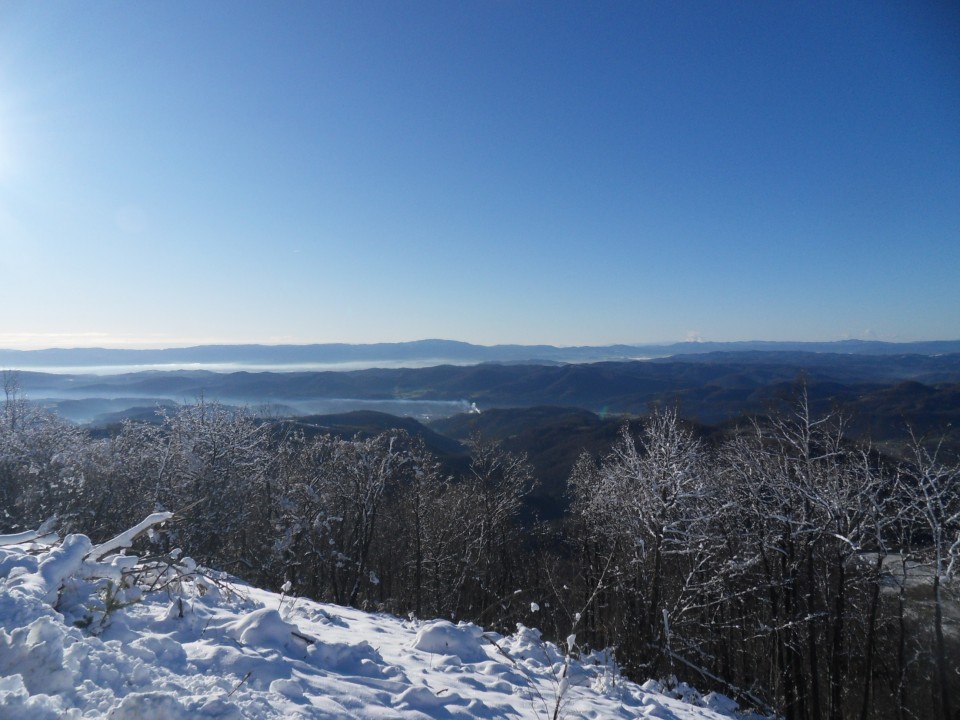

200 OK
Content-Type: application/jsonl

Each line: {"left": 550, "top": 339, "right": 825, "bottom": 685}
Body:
{"left": 12, "top": 350, "right": 960, "bottom": 429}
{"left": 9, "top": 347, "right": 960, "bottom": 506}
{"left": 3, "top": 338, "right": 960, "bottom": 370}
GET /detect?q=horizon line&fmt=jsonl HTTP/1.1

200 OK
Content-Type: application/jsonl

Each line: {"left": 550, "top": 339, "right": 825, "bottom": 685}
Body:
{"left": 2, "top": 337, "right": 959, "bottom": 353}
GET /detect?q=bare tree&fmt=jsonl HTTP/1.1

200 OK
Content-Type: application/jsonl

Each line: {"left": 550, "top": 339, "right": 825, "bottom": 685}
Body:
{"left": 569, "top": 409, "right": 716, "bottom": 677}
{"left": 906, "top": 431, "right": 960, "bottom": 720}
{"left": 3, "top": 370, "right": 25, "bottom": 432}
{"left": 461, "top": 434, "right": 535, "bottom": 628}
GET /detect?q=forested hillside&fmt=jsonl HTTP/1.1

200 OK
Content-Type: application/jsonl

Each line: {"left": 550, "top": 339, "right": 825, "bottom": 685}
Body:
{"left": 18, "top": 355, "right": 960, "bottom": 447}
{"left": 2, "top": 377, "right": 958, "bottom": 719}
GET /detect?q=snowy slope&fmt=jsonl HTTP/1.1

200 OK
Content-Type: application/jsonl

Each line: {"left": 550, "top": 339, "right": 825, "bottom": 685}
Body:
{"left": 0, "top": 522, "right": 761, "bottom": 720}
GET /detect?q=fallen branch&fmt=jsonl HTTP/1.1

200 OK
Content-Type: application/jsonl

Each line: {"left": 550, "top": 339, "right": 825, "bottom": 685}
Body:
{"left": 88, "top": 511, "right": 174, "bottom": 561}
{"left": 663, "top": 646, "right": 774, "bottom": 716}
{"left": 0, "top": 530, "right": 59, "bottom": 547}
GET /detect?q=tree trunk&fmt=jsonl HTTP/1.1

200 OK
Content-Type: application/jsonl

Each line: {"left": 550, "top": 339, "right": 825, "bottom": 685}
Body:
{"left": 829, "top": 555, "right": 845, "bottom": 720}
{"left": 896, "top": 555, "right": 908, "bottom": 720}
{"left": 933, "top": 573, "right": 952, "bottom": 719}
{"left": 859, "top": 553, "right": 884, "bottom": 720}
{"left": 807, "top": 544, "right": 823, "bottom": 720}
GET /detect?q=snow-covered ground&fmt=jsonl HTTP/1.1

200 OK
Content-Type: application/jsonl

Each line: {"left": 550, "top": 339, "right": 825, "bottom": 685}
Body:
{"left": 1, "top": 520, "right": 763, "bottom": 719}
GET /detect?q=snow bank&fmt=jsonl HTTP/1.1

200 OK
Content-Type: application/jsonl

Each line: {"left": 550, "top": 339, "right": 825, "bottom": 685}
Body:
{"left": 411, "top": 619, "right": 489, "bottom": 663}
{"left": 0, "top": 519, "right": 767, "bottom": 719}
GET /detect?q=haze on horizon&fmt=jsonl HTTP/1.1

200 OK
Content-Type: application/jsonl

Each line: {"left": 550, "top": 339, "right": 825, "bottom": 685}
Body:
{"left": 1, "top": 1, "right": 958, "bottom": 351}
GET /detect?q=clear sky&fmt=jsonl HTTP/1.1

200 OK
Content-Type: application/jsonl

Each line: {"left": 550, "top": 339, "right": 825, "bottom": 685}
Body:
{"left": 0, "top": 1, "right": 957, "bottom": 349}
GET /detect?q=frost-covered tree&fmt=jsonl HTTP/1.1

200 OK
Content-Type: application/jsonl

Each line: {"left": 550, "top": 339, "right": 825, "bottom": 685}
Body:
{"left": 0, "top": 400, "right": 90, "bottom": 533}
{"left": 460, "top": 434, "right": 535, "bottom": 628}
{"left": 565, "top": 395, "right": 927, "bottom": 719}
{"left": 904, "top": 432, "right": 960, "bottom": 720}
{"left": 384, "top": 434, "right": 452, "bottom": 617}
{"left": 711, "top": 392, "right": 907, "bottom": 720}
{"left": 569, "top": 409, "right": 716, "bottom": 676}
{"left": 272, "top": 430, "right": 414, "bottom": 607}
{"left": 270, "top": 431, "right": 342, "bottom": 599}
{"left": 148, "top": 400, "right": 272, "bottom": 576}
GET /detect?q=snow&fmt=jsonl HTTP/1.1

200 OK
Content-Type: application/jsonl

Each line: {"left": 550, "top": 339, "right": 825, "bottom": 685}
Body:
{"left": 88, "top": 512, "right": 174, "bottom": 562}
{"left": 0, "top": 530, "right": 58, "bottom": 548}
{"left": 411, "top": 620, "right": 489, "bottom": 663}
{"left": 0, "top": 522, "right": 767, "bottom": 720}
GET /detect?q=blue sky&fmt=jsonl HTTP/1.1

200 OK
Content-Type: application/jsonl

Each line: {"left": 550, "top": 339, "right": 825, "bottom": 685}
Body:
{"left": 0, "top": 1, "right": 957, "bottom": 349}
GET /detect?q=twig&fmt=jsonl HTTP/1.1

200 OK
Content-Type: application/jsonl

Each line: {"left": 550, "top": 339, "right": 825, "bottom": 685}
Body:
{"left": 663, "top": 646, "right": 774, "bottom": 716}
{"left": 225, "top": 671, "right": 252, "bottom": 699}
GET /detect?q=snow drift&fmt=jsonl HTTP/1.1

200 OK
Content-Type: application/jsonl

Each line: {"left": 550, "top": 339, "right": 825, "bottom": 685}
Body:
{"left": 0, "top": 517, "right": 764, "bottom": 719}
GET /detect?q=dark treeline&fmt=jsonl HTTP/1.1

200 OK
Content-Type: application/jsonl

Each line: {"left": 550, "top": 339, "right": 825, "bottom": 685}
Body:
{"left": 1, "top": 373, "right": 958, "bottom": 720}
